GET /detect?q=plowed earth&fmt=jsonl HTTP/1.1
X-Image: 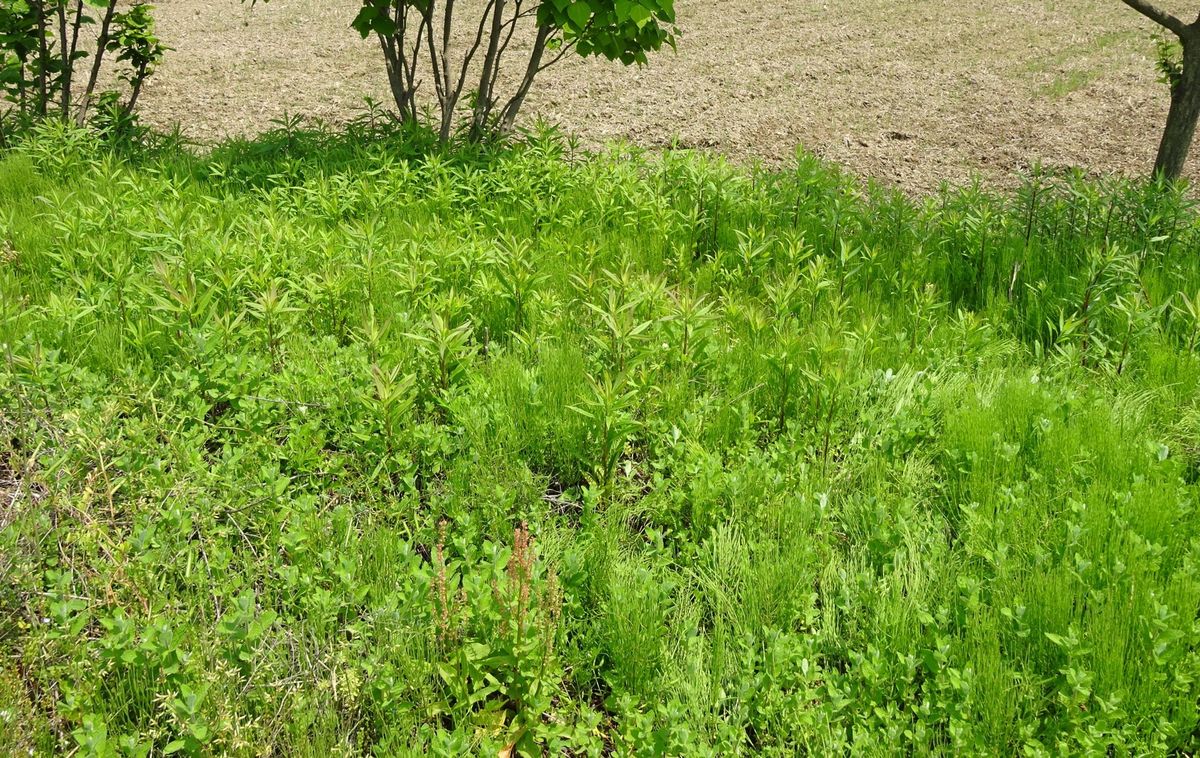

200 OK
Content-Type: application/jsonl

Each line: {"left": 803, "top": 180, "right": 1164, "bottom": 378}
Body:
{"left": 139, "top": 0, "right": 1196, "bottom": 191}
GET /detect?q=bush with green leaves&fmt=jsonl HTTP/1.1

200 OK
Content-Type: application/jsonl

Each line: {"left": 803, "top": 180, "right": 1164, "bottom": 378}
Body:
{"left": 0, "top": 0, "right": 166, "bottom": 144}
{"left": 343, "top": 0, "right": 676, "bottom": 140}
{"left": 2, "top": 121, "right": 1200, "bottom": 754}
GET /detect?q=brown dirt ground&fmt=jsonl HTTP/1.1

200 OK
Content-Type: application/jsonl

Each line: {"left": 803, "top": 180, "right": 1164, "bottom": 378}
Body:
{"left": 138, "top": 0, "right": 1198, "bottom": 192}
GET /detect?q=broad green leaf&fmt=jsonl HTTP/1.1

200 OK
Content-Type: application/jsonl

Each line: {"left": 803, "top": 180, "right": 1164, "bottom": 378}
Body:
{"left": 566, "top": 0, "right": 592, "bottom": 29}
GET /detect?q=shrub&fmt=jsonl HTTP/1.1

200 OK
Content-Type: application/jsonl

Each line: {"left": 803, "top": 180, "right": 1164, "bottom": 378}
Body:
{"left": 348, "top": 0, "right": 677, "bottom": 141}
{"left": 0, "top": 0, "right": 166, "bottom": 143}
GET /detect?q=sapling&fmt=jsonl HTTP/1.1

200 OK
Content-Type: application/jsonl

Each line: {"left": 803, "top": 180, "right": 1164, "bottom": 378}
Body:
{"left": 734, "top": 229, "right": 772, "bottom": 276}
{"left": 0, "top": 0, "right": 165, "bottom": 129}
{"left": 834, "top": 237, "right": 864, "bottom": 297}
{"left": 585, "top": 288, "right": 654, "bottom": 374}
{"left": 795, "top": 259, "right": 830, "bottom": 326}
{"left": 906, "top": 282, "right": 944, "bottom": 353}
{"left": 570, "top": 372, "right": 639, "bottom": 501}
{"left": 1112, "top": 292, "right": 1160, "bottom": 375}
{"left": 762, "top": 272, "right": 802, "bottom": 323}
{"left": 357, "top": 305, "right": 386, "bottom": 366}
{"left": 1074, "top": 247, "right": 1136, "bottom": 369}
{"left": 662, "top": 290, "right": 715, "bottom": 368}
{"left": 493, "top": 237, "right": 545, "bottom": 337}
{"left": 106, "top": 3, "right": 167, "bottom": 118}
{"left": 248, "top": 279, "right": 298, "bottom": 369}
{"left": 407, "top": 312, "right": 473, "bottom": 393}
{"left": 762, "top": 339, "right": 801, "bottom": 438}
{"left": 368, "top": 363, "right": 417, "bottom": 462}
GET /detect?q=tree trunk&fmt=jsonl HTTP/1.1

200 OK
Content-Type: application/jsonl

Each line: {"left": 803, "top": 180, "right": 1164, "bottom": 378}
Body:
{"left": 57, "top": 0, "right": 69, "bottom": 119}
{"left": 1154, "top": 40, "right": 1200, "bottom": 181}
{"left": 378, "top": 33, "right": 411, "bottom": 117}
{"left": 471, "top": 0, "right": 506, "bottom": 137}
{"left": 123, "top": 62, "right": 148, "bottom": 116}
{"left": 35, "top": 0, "right": 49, "bottom": 116}
{"left": 62, "top": 0, "right": 87, "bottom": 120}
{"left": 75, "top": 0, "right": 118, "bottom": 125}
{"left": 497, "top": 26, "right": 550, "bottom": 134}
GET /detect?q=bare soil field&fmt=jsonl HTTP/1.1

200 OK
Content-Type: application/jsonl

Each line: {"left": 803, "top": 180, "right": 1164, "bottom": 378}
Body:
{"left": 140, "top": 0, "right": 1194, "bottom": 191}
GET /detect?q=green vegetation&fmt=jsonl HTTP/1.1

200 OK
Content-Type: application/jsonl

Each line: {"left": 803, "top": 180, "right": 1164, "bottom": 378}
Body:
{"left": 1036, "top": 69, "right": 1100, "bottom": 100}
{"left": 2, "top": 120, "right": 1200, "bottom": 755}
{"left": 1020, "top": 30, "right": 1127, "bottom": 100}
{"left": 0, "top": 0, "right": 167, "bottom": 143}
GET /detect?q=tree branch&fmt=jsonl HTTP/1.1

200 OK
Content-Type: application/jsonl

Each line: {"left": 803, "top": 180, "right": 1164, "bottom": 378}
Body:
{"left": 536, "top": 39, "right": 575, "bottom": 74}
{"left": 1119, "top": 0, "right": 1190, "bottom": 38}
{"left": 496, "top": 24, "right": 553, "bottom": 133}
{"left": 454, "top": 0, "right": 498, "bottom": 100}
{"left": 485, "top": 0, "right": 524, "bottom": 108}
{"left": 64, "top": 0, "right": 87, "bottom": 117}
{"left": 76, "top": 0, "right": 119, "bottom": 125}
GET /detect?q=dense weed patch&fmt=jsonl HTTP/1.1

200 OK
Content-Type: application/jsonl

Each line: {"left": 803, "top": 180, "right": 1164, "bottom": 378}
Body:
{"left": 2, "top": 122, "right": 1200, "bottom": 755}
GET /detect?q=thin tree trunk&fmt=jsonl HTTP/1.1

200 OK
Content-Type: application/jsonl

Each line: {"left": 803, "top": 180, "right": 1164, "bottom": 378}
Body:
{"left": 62, "top": 0, "right": 86, "bottom": 119}
{"left": 405, "top": 9, "right": 430, "bottom": 122}
{"left": 75, "top": 0, "right": 118, "bottom": 125}
{"left": 35, "top": 1, "right": 50, "bottom": 116}
{"left": 375, "top": 2, "right": 419, "bottom": 121}
{"left": 497, "top": 25, "right": 550, "bottom": 134}
{"left": 419, "top": 1, "right": 454, "bottom": 142}
{"left": 421, "top": 13, "right": 446, "bottom": 137}
{"left": 1154, "top": 42, "right": 1200, "bottom": 180}
{"left": 378, "top": 32, "right": 409, "bottom": 116}
{"left": 123, "top": 62, "right": 148, "bottom": 115}
{"left": 437, "top": 0, "right": 457, "bottom": 142}
{"left": 471, "top": 0, "right": 506, "bottom": 136}
{"left": 57, "top": 0, "right": 69, "bottom": 118}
